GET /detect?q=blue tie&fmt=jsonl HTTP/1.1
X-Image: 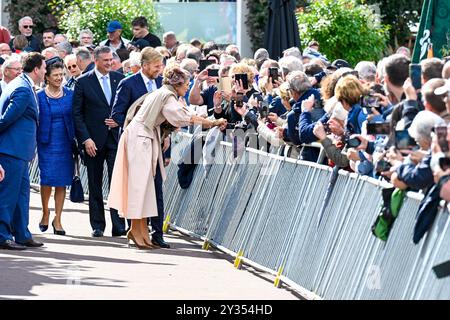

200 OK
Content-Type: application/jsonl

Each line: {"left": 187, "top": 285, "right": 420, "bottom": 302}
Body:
{"left": 147, "top": 80, "right": 153, "bottom": 93}
{"left": 102, "top": 75, "right": 112, "bottom": 103}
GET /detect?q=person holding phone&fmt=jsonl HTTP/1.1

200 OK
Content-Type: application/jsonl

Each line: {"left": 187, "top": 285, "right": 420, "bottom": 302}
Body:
{"left": 387, "top": 110, "right": 444, "bottom": 191}
{"left": 213, "top": 63, "right": 258, "bottom": 125}
{"left": 189, "top": 64, "right": 219, "bottom": 116}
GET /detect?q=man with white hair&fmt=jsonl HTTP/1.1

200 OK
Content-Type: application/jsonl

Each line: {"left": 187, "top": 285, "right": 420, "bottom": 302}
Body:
{"left": 0, "top": 58, "right": 22, "bottom": 96}
{"left": 56, "top": 41, "right": 72, "bottom": 59}
{"left": 54, "top": 34, "right": 67, "bottom": 47}
{"left": 79, "top": 29, "right": 94, "bottom": 46}
{"left": 390, "top": 110, "right": 443, "bottom": 191}
{"left": 278, "top": 56, "right": 304, "bottom": 77}
{"left": 9, "top": 16, "right": 41, "bottom": 52}
{"left": 163, "top": 31, "right": 179, "bottom": 55}
{"left": 355, "top": 61, "right": 377, "bottom": 84}
{"left": 41, "top": 47, "right": 59, "bottom": 60}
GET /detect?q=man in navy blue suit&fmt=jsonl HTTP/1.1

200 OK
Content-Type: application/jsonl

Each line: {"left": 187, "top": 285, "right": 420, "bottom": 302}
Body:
{"left": 73, "top": 46, "right": 126, "bottom": 238}
{"left": 0, "top": 52, "right": 46, "bottom": 250}
{"left": 111, "top": 47, "right": 163, "bottom": 127}
{"left": 110, "top": 47, "right": 172, "bottom": 248}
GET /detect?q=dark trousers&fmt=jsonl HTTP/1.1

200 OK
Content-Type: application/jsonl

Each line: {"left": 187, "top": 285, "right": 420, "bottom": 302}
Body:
{"left": 0, "top": 154, "right": 32, "bottom": 243}
{"left": 150, "top": 163, "right": 164, "bottom": 239}
{"left": 84, "top": 133, "right": 125, "bottom": 233}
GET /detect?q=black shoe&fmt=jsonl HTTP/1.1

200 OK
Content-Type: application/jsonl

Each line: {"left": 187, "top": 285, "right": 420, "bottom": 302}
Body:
{"left": 151, "top": 236, "right": 170, "bottom": 249}
{"left": 39, "top": 224, "right": 48, "bottom": 232}
{"left": 52, "top": 221, "right": 66, "bottom": 236}
{"left": 112, "top": 229, "right": 127, "bottom": 237}
{"left": 0, "top": 240, "right": 27, "bottom": 250}
{"left": 16, "top": 238, "right": 44, "bottom": 247}
{"left": 91, "top": 229, "right": 104, "bottom": 237}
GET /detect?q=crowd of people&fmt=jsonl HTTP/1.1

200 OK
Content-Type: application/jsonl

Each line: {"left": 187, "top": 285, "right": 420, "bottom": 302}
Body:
{"left": 0, "top": 14, "right": 449, "bottom": 250}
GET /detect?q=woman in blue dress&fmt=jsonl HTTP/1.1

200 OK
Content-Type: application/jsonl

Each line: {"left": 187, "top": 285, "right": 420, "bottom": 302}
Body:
{"left": 37, "top": 58, "right": 75, "bottom": 235}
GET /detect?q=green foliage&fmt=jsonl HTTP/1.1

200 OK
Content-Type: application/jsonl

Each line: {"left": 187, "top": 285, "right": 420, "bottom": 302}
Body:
{"left": 361, "top": 0, "right": 424, "bottom": 48}
{"left": 6, "top": 0, "right": 58, "bottom": 35}
{"left": 296, "top": 0, "right": 389, "bottom": 66}
{"left": 49, "top": 0, "right": 161, "bottom": 44}
{"left": 245, "top": 0, "right": 268, "bottom": 52}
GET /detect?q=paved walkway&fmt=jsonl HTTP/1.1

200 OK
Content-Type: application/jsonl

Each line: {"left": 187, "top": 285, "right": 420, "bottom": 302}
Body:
{"left": 0, "top": 190, "right": 300, "bottom": 300}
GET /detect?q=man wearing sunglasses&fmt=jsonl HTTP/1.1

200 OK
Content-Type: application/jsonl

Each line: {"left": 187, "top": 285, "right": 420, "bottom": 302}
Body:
{"left": 9, "top": 16, "right": 41, "bottom": 53}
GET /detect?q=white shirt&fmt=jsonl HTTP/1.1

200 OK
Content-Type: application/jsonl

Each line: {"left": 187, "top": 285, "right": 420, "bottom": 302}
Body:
{"left": 94, "top": 68, "right": 111, "bottom": 99}
{"left": 139, "top": 70, "right": 156, "bottom": 93}
{"left": 0, "top": 80, "right": 7, "bottom": 92}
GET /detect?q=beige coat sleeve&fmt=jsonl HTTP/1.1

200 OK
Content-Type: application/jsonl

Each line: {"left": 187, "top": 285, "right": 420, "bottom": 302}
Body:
{"left": 162, "top": 96, "right": 195, "bottom": 128}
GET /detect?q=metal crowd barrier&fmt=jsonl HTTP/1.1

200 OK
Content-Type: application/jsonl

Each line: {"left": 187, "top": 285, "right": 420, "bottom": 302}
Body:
{"left": 163, "top": 132, "right": 450, "bottom": 300}
{"left": 28, "top": 131, "right": 450, "bottom": 299}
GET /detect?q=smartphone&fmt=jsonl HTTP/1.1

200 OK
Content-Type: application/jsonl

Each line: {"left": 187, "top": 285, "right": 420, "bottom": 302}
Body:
{"left": 432, "top": 260, "right": 450, "bottom": 279}
{"left": 362, "top": 94, "right": 379, "bottom": 109}
{"left": 435, "top": 125, "right": 449, "bottom": 152}
{"left": 218, "top": 76, "right": 232, "bottom": 93}
{"left": 346, "top": 137, "right": 361, "bottom": 148}
{"left": 199, "top": 59, "right": 214, "bottom": 71}
{"left": 395, "top": 130, "right": 417, "bottom": 150}
{"left": 253, "top": 92, "right": 263, "bottom": 102}
{"left": 234, "top": 73, "right": 249, "bottom": 90}
{"left": 409, "top": 63, "right": 422, "bottom": 90}
{"left": 207, "top": 68, "right": 219, "bottom": 77}
{"left": 376, "top": 159, "right": 392, "bottom": 172}
{"left": 269, "top": 67, "right": 278, "bottom": 83}
{"left": 367, "top": 122, "right": 391, "bottom": 135}
{"left": 235, "top": 93, "right": 244, "bottom": 108}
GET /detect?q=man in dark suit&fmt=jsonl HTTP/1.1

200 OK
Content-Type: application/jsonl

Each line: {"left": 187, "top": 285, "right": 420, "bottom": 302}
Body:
{"left": 110, "top": 47, "right": 171, "bottom": 248}
{"left": 0, "top": 52, "right": 46, "bottom": 250}
{"left": 73, "top": 46, "right": 126, "bottom": 237}
{"left": 111, "top": 47, "right": 163, "bottom": 127}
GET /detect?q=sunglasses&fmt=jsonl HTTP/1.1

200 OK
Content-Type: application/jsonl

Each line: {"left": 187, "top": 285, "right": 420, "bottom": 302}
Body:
{"left": 22, "top": 25, "right": 33, "bottom": 29}
{"left": 67, "top": 64, "right": 78, "bottom": 70}
{"left": 45, "top": 56, "right": 64, "bottom": 66}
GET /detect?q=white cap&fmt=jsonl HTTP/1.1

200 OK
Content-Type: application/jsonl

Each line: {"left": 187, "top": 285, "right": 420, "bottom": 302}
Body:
{"left": 434, "top": 79, "right": 450, "bottom": 96}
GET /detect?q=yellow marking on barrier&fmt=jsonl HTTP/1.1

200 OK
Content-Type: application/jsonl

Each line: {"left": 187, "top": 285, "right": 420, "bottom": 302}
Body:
{"left": 202, "top": 240, "right": 210, "bottom": 250}
{"left": 234, "top": 250, "right": 244, "bottom": 269}
{"left": 162, "top": 214, "right": 171, "bottom": 233}
{"left": 274, "top": 265, "right": 284, "bottom": 288}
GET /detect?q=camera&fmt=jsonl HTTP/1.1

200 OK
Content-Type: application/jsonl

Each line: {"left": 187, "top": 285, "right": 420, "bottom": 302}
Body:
{"left": 366, "top": 122, "right": 391, "bottom": 135}
{"left": 323, "top": 122, "right": 332, "bottom": 134}
{"left": 345, "top": 136, "right": 361, "bottom": 148}
{"left": 395, "top": 130, "right": 417, "bottom": 150}
{"left": 439, "top": 157, "right": 450, "bottom": 171}
{"left": 258, "top": 101, "right": 269, "bottom": 118}
{"left": 375, "top": 159, "right": 392, "bottom": 172}
{"left": 235, "top": 93, "right": 244, "bottom": 108}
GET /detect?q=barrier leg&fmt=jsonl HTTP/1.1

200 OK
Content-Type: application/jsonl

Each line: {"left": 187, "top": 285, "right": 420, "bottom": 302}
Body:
{"left": 234, "top": 250, "right": 244, "bottom": 269}
{"left": 163, "top": 214, "right": 171, "bottom": 233}
{"left": 274, "top": 265, "right": 284, "bottom": 288}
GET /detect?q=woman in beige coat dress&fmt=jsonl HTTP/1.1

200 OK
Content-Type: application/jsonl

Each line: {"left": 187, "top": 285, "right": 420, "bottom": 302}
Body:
{"left": 108, "top": 65, "right": 226, "bottom": 249}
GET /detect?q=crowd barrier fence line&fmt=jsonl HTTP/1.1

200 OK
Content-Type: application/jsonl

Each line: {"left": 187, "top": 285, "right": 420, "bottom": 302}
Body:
{"left": 28, "top": 132, "right": 450, "bottom": 299}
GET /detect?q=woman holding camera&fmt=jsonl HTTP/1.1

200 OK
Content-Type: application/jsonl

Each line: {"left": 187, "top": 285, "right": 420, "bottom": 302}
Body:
{"left": 108, "top": 65, "right": 226, "bottom": 249}
{"left": 37, "top": 57, "right": 75, "bottom": 235}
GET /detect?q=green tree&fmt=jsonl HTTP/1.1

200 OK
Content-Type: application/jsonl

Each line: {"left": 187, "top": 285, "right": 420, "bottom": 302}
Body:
{"left": 6, "top": 0, "right": 58, "bottom": 35}
{"left": 296, "top": 0, "right": 389, "bottom": 66}
{"left": 49, "top": 0, "right": 161, "bottom": 44}
{"left": 361, "top": 0, "right": 424, "bottom": 49}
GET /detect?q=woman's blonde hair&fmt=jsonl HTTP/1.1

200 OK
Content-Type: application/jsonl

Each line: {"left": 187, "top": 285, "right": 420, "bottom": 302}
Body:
{"left": 334, "top": 75, "right": 364, "bottom": 106}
